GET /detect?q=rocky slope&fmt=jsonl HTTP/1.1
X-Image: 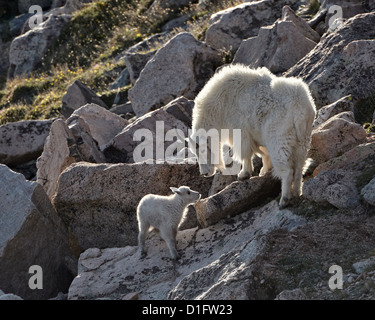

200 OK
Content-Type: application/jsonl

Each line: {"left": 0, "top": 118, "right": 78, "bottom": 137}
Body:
{"left": 1, "top": 0, "right": 375, "bottom": 300}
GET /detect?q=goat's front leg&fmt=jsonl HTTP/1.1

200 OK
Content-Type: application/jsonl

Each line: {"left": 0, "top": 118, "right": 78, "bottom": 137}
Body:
{"left": 238, "top": 155, "right": 253, "bottom": 180}
{"left": 160, "top": 228, "right": 179, "bottom": 260}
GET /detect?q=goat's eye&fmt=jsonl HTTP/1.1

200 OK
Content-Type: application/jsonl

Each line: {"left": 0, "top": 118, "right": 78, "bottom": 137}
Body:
{"left": 187, "top": 191, "right": 190, "bottom": 195}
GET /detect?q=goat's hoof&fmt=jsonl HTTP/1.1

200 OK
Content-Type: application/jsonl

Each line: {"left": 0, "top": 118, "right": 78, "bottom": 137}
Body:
{"left": 279, "top": 197, "right": 290, "bottom": 209}
{"left": 139, "top": 250, "right": 147, "bottom": 259}
{"left": 237, "top": 171, "right": 251, "bottom": 181}
{"left": 171, "top": 254, "right": 180, "bottom": 261}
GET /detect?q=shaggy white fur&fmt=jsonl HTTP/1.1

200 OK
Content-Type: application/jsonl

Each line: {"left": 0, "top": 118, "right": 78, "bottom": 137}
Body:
{"left": 137, "top": 186, "right": 201, "bottom": 259}
{"left": 191, "top": 64, "right": 316, "bottom": 208}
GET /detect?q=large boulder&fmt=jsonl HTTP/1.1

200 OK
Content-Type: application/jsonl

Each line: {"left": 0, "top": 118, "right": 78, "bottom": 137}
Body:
{"left": 303, "top": 169, "right": 361, "bottom": 208}
{"left": 0, "top": 164, "right": 74, "bottom": 300}
{"left": 67, "top": 200, "right": 306, "bottom": 300}
{"left": 110, "top": 33, "right": 173, "bottom": 90}
{"left": 313, "top": 141, "right": 375, "bottom": 177}
{"left": 303, "top": 142, "right": 375, "bottom": 208}
{"left": 68, "top": 197, "right": 375, "bottom": 300}
{"left": 361, "top": 177, "right": 375, "bottom": 206}
{"left": 128, "top": 32, "right": 222, "bottom": 117}
{"left": 195, "top": 172, "right": 281, "bottom": 228}
{"left": 36, "top": 119, "right": 77, "bottom": 199}
{"left": 61, "top": 80, "right": 108, "bottom": 118}
{"left": 312, "top": 0, "right": 375, "bottom": 33}
{"left": 285, "top": 12, "right": 375, "bottom": 109}
{"left": 52, "top": 161, "right": 213, "bottom": 251}
{"left": 0, "top": 119, "right": 53, "bottom": 166}
{"left": 37, "top": 104, "right": 128, "bottom": 198}
{"left": 205, "top": 0, "right": 300, "bottom": 52}
{"left": 8, "top": 14, "right": 72, "bottom": 78}
{"left": 66, "top": 103, "right": 128, "bottom": 152}
{"left": 124, "top": 50, "right": 156, "bottom": 85}
{"left": 312, "top": 95, "right": 355, "bottom": 128}
{"left": 233, "top": 6, "right": 319, "bottom": 73}
{"left": 208, "top": 172, "right": 238, "bottom": 196}
{"left": 309, "top": 112, "right": 367, "bottom": 163}
{"left": 104, "top": 97, "right": 194, "bottom": 163}
{"left": 66, "top": 115, "right": 107, "bottom": 164}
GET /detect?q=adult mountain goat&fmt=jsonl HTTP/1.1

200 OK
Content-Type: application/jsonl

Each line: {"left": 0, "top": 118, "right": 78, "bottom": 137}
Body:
{"left": 190, "top": 64, "right": 316, "bottom": 208}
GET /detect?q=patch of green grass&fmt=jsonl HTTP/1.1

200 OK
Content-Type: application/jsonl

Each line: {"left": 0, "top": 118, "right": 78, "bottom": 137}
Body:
{"left": 99, "top": 89, "right": 120, "bottom": 107}
{"left": 99, "top": 84, "right": 132, "bottom": 107}
{"left": 41, "top": 0, "right": 134, "bottom": 69}
{"left": 308, "top": 0, "right": 320, "bottom": 15}
{"left": 0, "top": 105, "right": 27, "bottom": 124}
{"left": 0, "top": 57, "right": 125, "bottom": 123}
{"left": 363, "top": 122, "right": 375, "bottom": 134}
{"left": 9, "top": 78, "right": 51, "bottom": 104}
{"left": 40, "top": 0, "right": 184, "bottom": 71}
{"left": 296, "top": 0, "right": 320, "bottom": 19}
{"left": 0, "top": 0, "right": 244, "bottom": 125}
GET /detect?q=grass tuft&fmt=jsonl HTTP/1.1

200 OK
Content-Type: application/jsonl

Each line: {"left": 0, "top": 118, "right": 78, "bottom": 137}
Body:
{"left": 0, "top": 0, "right": 242, "bottom": 125}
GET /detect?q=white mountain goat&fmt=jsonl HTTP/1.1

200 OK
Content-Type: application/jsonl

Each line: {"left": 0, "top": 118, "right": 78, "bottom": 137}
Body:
{"left": 190, "top": 64, "right": 316, "bottom": 208}
{"left": 137, "top": 186, "right": 201, "bottom": 259}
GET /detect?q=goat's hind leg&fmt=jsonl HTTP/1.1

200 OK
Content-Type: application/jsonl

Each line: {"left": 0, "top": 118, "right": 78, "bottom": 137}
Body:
{"left": 138, "top": 220, "right": 150, "bottom": 258}
{"left": 292, "top": 165, "right": 303, "bottom": 198}
{"left": 269, "top": 145, "right": 293, "bottom": 208}
{"left": 160, "top": 228, "right": 179, "bottom": 260}
{"left": 279, "top": 167, "right": 294, "bottom": 208}
{"left": 292, "top": 146, "right": 308, "bottom": 198}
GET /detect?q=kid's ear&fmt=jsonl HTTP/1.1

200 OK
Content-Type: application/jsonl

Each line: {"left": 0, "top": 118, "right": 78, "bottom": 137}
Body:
{"left": 170, "top": 187, "right": 181, "bottom": 195}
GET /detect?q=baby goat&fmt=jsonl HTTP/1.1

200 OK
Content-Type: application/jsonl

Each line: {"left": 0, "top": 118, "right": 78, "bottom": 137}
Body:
{"left": 137, "top": 186, "right": 201, "bottom": 260}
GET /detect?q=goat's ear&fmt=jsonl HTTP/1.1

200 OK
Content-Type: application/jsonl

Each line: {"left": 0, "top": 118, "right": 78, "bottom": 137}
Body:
{"left": 170, "top": 187, "right": 181, "bottom": 195}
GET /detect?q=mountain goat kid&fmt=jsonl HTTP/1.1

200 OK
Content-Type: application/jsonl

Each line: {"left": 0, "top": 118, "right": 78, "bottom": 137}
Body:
{"left": 190, "top": 64, "right": 316, "bottom": 208}
{"left": 137, "top": 186, "right": 201, "bottom": 260}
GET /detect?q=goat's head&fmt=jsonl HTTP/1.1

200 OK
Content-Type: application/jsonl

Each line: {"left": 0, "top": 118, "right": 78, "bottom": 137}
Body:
{"left": 187, "top": 131, "right": 223, "bottom": 177}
